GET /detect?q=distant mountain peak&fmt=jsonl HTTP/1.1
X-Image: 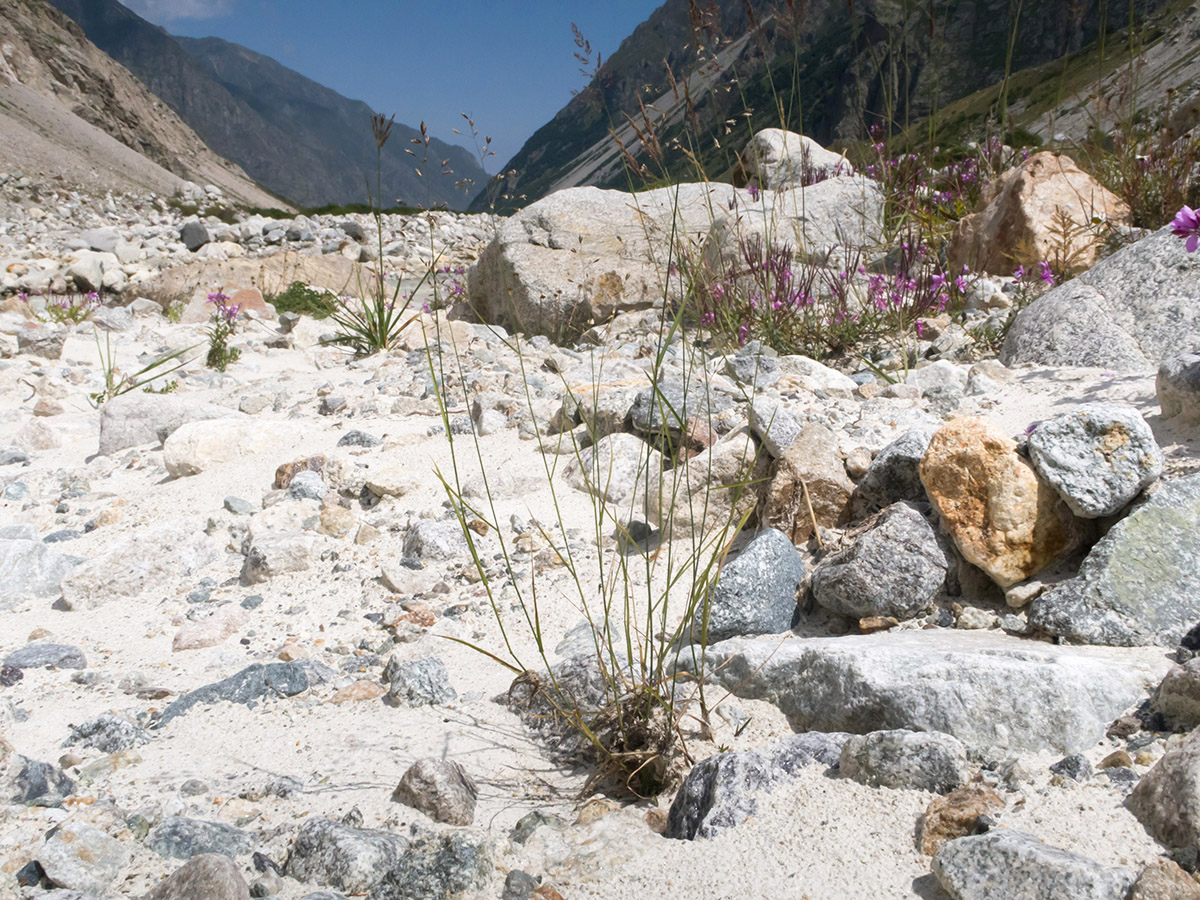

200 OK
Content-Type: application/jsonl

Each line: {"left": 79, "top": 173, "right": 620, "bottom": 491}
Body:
{"left": 49, "top": 0, "right": 486, "bottom": 210}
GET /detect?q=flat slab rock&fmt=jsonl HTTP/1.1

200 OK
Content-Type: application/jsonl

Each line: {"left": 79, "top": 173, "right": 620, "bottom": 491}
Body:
{"left": 683, "top": 630, "right": 1168, "bottom": 756}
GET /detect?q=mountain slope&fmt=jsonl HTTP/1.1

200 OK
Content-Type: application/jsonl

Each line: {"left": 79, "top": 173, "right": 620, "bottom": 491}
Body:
{"left": 480, "top": 0, "right": 1172, "bottom": 213}
{"left": 47, "top": 0, "right": 486, "bottom": 210}
{"left": 0, "top": 0, "right": 280, "bottom": 205}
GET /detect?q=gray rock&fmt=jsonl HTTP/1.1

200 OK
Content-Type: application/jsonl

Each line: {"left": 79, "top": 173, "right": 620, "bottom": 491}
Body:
{"left": 3, "top": 643, "right": 86, "bottom": 670}
{"left": 339, "top": 221, "right": 365, "bottom": 242}
{"left": 684, "top": 630, "right": 1166, "bottom": 756}
{"left": 180, "top": 222, "right": 210, "bottom": 252}
{"left": 0, "top": 446, "right": 30, "bottom": 465}
{"left": 1002, "top": 227, "right": 1200, "bottom": 371}
{"left": 90, "top": 306, "right": 135, "bottom": 333}
{"left": 1028, "top": 474, "right": 1200, "bottom": 646}
{"left": 811, "top": 502, "right": 950, "bottom": 621}
{"left": 391, "top": 758, "right": 478, "bottom": 825}
{"left": 224, "top": 497, "right": 255, "bottom": 516}
{"left": 932, "top": 830, "right": 1135, "bottom": 900}
{"left": 81, "top": 228, "right": 119, "bottom": 253}
{"left": 65, "top": 713, "right": 148, "bottom": 754}
{"left": 1158, "top": 352, "right": 1200, "bottom": 422}
{"left": 336, "top": 430, "right": 380, "bottom": 448}
{"left": 98, "top": 394, "right": 241, "bottom": 456}
{"left": 739, "top": 129, "right": 853, "bottom": 190}
{"left": 147, "top": 817, "right": 254, "bottom": 861}
{"left": 725, "top": 353, "right": 780, "bottom": 389}
{"left": 0, "top": 539, "right": 79, "bottom": 609}
{"left": 666, "top": 732, "right": 849, "bottom": 840}
{"left": 145, "top": 854, "right": 250, "bottom": 900}
{"left": 284, "top": 818, "right": 408, "bottom": 895}
{"left": 502, "top": 870, "right": 539, "bottom": 900}
{"left": 564, "top": 432, "right": 661, "bottom": 506}
{"left": 10, "top": 757, "right": 74, "bottom": 806}
{"left": 1151, "top": 659, "right": 1200, "bottom": 731}
{"left": 629, "top": 379, "right": 734, "bottom": 444}
{"left": 60, "top": 518, "right": 217, "bottom": 610}
{"left": 370, "top": 830, "right": 491, "bottom": 900}
{"left": 385, "top": 656, "right": 456, "bottom": 708}
{"left": 402, "top": 520, "right": 468, "bottom": 561}
{"left": 748, "top": 398, "right": 801, "bottom": 458}
{"left": 158, "top": 662, "right": 315, "bottom": 726}
{"left": 1126, "top": 727, "right": 1200, "bottom": 856}
{"left": 17, "top": 325, "right": 67, "bottom": 359}
{"left": 699, "top": 528, "right": 803, "bottom": 643}
{"left": 288, "top": 471, "right": 326, "bottom": 501}
{"left": 839, "top": 729, "right": 969, "bottom": 793}
{"left": 39, "top": 821, "right": 128, "bottom": 895}
{"left": 1027, "top": 404, "right": 1163, "bottom": 517}
{"left": 1050, "top": 754, "right": 1094, "bottom": 782}
{"left": 851, "top": 428, "right": 936, "bottom": 514}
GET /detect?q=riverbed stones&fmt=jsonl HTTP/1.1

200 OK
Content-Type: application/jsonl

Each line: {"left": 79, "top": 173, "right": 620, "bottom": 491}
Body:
{"left": 98, "top": 393, "right": 236, "bottom": 456}
{"left": 39, "top": 821, "right": 128, "bottom": 894}
{"left": 1126, "top": 728, "right": 1200, "bottom": 858}
{"left": 666, "top": 732, "right": 849, "bottom": 840}
{"left": 687, "top": 630, "right": 1166, "bottom": 756}
{"left": 920, "top": 417, "right": 1080, "bottom": 587}
{"left": 391, "top": 758, "right": 478, "bottom": 826}
{"left": 699, "top": 527, "right": 804, "bottom": 643}
{"left": 761, "top": 423, "right": 853, "bottom": 543}
{"left": 811, "top": 502, "right": 950, "bottom": 621}
{"left": 145, "top": 854, "right": 250, "bottom": 900}
{"left": 1152, "top": 660, "right": 1200, "bottom": 732}
{"left": 851, "top": 428, "right": 935, "bottom": 515}
{"left": 839, "top": 729, "right": 969, "bottom": 793}
{"left": 1027, "top": 404, "right": 1163, "bottom": 518}
{"left": 1159, "top": 352, "right": 1200, "bottom": 422}
{"left": 1028, "top": 474, "right": 1200, "bottom": 647}
{"left": 284, "top": 818, "right": 407, "bottom": 895}
{"left": 932, "top": 830, "right": 1136, "bottom": 900}
{"left": 147, "top": 817, "right": 254, "bottom": 860}
{"left": 0, "top": 537, "right": 78, "bottom": 609}
{"left": 919, "top": 785, "right": 1006, "bottom": 856}
{"left": 1001, "top": 226, "right": 1200, "bottom": 371}
{"left": 738, "top": 129, "right": 852, "bottom": 191}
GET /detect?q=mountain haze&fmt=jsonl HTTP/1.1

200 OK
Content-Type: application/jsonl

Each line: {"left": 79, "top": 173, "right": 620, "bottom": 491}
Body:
{"left": 48, "top": 0, "right": 487, "bottom": 210}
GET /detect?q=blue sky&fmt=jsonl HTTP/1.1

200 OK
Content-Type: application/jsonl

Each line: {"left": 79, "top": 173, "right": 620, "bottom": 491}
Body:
{"left": 122, "top": 0, "right": 664, "bottom": 172}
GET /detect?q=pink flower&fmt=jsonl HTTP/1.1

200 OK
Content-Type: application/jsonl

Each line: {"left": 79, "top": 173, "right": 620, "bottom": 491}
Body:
{"left": 1171, "top": 205, "right": 1200, "bottom": 253}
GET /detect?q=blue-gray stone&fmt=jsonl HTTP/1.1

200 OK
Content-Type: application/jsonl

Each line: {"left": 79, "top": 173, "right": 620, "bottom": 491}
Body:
{"left": 147, "top": 817, "right": 254, "bottom": 860}
{"left": 384, "top": 656, "right": 456, "bottom": 708}
{"left": 811, "top": 502, "right": 950, "bottom": 621}
{"left": 11, "top": 757, "right": 74, "bottom": 806}
{"left": 3, "top": 643, "right": 86, "bottom": 670}
{"left": 1029, "top": 474, "right": 1200, "bottom": 646}
{"left": 932, "top": 830, "right": 1135, "bottom": 900}
{"left": 158, "top": 662, "right": 317, "bottom": 725}
{"left": 699, "top": 528, "right": 803, "bottom": 643}
{"left": 1027, "top": 403, "right": 1163, "bottom": 518}
{"left": 666, "top": 732, "right": 848, "bottom": 840}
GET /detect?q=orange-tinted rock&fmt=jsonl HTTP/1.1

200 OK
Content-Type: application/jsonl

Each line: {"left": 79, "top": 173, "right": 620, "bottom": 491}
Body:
{"left": 919, "top": 417, "right": 1080, "bottom": 587}
{"left": 949, "top": 152, "right": 1130, "bottom": 276}
{"left": 762, "top": 424, "right": 853, "bottom": 543}
{"left": 919, "top": 784, "right": 1005, "bottom": 855}
{"left": 275, "top": 455, "right": 326, "bottom": 489}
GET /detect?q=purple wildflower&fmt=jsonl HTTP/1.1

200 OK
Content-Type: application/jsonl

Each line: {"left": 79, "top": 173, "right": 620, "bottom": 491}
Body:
{"left": 1171, "top": 205, "right": 1200, "bottom": 253}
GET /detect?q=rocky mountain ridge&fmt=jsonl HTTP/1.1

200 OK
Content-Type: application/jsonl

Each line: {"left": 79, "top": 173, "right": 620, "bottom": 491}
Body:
{"left": 47, "top": 0, "right": 488, "bottom": 211}
{"left": 482, "top": 0, "right": 1180, "bottom": 213}
{"left": 0, "top": 0, "right": 279, "bottom": 209}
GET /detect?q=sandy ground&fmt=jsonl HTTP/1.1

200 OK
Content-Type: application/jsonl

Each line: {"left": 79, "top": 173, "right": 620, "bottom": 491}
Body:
{"left": 0, "top": 310, "right": 1191, "bottom": 900}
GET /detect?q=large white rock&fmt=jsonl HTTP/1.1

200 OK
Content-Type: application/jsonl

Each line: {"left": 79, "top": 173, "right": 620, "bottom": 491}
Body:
{"left": 684, "top": 630, "right": 1168, "bottom": 756}
{"left": 60, "top": 518, "right": 217, "bottom": 610}
{"left": 739, "top": 128, "right": 853, "bottom": 191}
{"left": 98, "top": 394, "right": 240, "bottom": 456}
{"left": 164, "top": 418, "right": 273, "bottom": 477}
{"left": 469, "top": 183, "right": 738, "bottom": 341}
